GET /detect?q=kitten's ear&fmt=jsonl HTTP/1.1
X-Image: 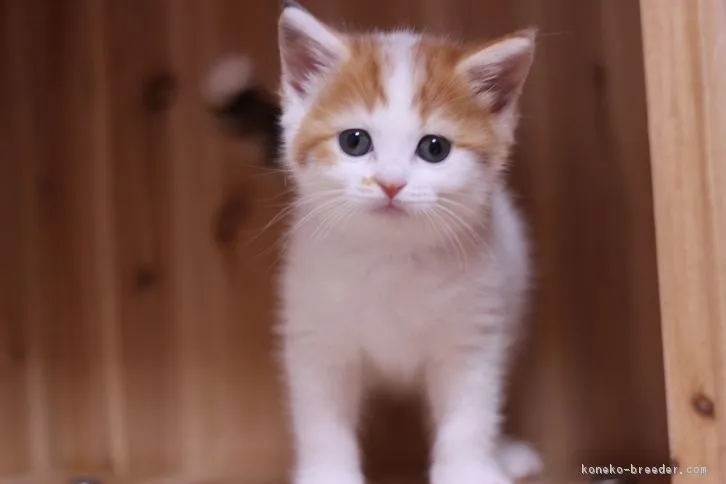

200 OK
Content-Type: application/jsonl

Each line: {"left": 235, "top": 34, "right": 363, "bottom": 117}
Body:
{"left": 457, "top": 29, "right": 536, "bottom": 114}
{"left": 279, "top": 3, "right": 348, "bottom": 97}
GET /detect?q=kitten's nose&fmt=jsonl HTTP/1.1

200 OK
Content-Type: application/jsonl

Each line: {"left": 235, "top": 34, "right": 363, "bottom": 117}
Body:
{"left": 375, "top": 179, "right": 406, "bottom": 200}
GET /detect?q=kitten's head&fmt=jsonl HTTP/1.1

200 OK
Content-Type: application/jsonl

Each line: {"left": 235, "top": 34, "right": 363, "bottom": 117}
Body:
{"left": 278, "top": 2, "right": 535, "bottom": 248}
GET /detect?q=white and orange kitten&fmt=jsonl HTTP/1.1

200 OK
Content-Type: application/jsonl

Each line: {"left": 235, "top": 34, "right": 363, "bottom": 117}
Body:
{"left": 208, "top": 2, "right": 542, "bottom": 483}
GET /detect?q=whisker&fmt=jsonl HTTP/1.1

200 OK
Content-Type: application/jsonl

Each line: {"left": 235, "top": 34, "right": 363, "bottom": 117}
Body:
{"left": 335, "top": 203, "right": 360, "bottom": 237}
{"left": 438, "top": 198, "right": 490, "bottom": 230}
{"left": 429, "top": 208, "right": 468, "bottom": 271}
{"left": 422, "top": 210, "right": 452, "bottom": 260}
{"left": 289, "top": 196, "right": 346, "bottom": 238}
{"left": 245, "top": 188, "right": 347, "bottom": 246}
{"left": 310, "top": 200, "right": 357, "bottom": 243}
{"left": 244, "top": 204, "right": 295, "bottom": 246}
{"left": 435, "top": 204, "right": 483, "bottom": 246}
{"left": 254, "top": 198, "right": 343, "bottom": 270}
{"left": 437, "top": 197, "right": 480, "bottom": 217}
{"left": 309, "top": 201, "right": 348, "bottom": 243}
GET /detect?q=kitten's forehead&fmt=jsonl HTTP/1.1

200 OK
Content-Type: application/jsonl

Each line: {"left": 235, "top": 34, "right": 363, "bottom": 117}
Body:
{"left": 369, "top": 32, "right": 493, "bottom": 154}
{"left": 369, "top": 32, "right": 421, "bottom": 144}
{"left": 366, "top": 31, "right": 456, "bottom": 111}
{"left": 318, "top": 30, "right": 463, "bottom": 116}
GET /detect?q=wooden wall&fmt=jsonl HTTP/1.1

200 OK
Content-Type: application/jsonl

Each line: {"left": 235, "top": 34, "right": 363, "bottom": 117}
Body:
{"left": 0, "top": 0, "right": 668, "bottom": 483}
{"left": 641, "top": 0, "right": 726, "bottom": 481}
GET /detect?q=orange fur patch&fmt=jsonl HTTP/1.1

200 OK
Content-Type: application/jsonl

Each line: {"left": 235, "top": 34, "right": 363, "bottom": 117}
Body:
{"left": 414, "top": 39, "right": 506, "bottom": 162}
{"left": 292, "top": 38, "right": 386, "bottom": 165}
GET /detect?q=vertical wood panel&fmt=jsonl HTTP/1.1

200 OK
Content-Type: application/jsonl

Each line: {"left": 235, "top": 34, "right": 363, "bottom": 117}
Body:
{"left": 7, "top": 0, "right": 53, "bottom": 473}
{"left": 167, "top": 0, "right": 211, "bottom": 472}
{"left": 86, "top": 0, "right": 129, "bottom": 475}
{"left": 0, "top": 0, "right": 33, "bottom": 475}
{"left": 104, "top": 0, "right": 181, "bottom": 477}
{"left": 641, "top": 0, "right": 726, "bottom": 480}
{"left": 36, "top": 0, "right": 112, "bottom": 472}
{"left": 596, "top": 0, "right": 668, "bottom": 463}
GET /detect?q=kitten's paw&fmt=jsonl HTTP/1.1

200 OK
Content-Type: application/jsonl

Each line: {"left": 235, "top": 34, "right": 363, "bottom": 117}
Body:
{"left": 431, "top": 458, "right": 512, "bottom": 484}
{"left": 294, "top": 467, "right": 365, "bottom": 484}
{"left": 495, "top": 438, "right": 544, "bottom": 479}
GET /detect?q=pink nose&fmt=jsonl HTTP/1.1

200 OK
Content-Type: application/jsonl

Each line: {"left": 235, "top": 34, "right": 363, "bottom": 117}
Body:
{"left": 375, "top": 180, "right": 406, "bottom": 200}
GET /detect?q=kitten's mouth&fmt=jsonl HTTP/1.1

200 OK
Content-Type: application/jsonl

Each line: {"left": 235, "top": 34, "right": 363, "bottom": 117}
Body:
{"left": 372, "top": 201, "right": 408, "bottom": 216}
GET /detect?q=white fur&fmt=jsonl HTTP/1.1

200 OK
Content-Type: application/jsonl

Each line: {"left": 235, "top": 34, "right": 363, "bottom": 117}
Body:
{"left": 203, "top": 55, "right": 253, "bottom": 107}
{"left": 277, "top": 10, "right": 540, "bottom": 484}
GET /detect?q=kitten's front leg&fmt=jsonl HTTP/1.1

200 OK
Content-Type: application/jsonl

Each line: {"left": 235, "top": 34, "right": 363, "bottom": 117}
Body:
{"left": 427, "top": 335, "right": 512, "bottom": 484}
{"left": 283, "top": 339, "right": 365, "bottom": 484}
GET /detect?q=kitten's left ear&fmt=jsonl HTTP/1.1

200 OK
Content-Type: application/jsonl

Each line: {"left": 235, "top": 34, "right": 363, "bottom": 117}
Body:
{"left": 279, "top": 2, "right": 348, "bottom": 98}
{"left": 457, "top": 29, "right": 536, "bottom": 115}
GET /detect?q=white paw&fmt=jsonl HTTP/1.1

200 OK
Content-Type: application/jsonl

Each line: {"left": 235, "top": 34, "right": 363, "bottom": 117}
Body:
{"left": 494, "top": 438, "right": 544, "bottom": 479}
{"left": 294, "top": 467, "right": 365, "bottom": 484}
{"left": 431, "top": 458, "right": 512, "bottom": 484}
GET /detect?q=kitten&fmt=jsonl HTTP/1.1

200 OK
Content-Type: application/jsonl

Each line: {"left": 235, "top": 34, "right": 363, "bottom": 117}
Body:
{"left": 207, "top": 2, "right": 542, "bottom": 483}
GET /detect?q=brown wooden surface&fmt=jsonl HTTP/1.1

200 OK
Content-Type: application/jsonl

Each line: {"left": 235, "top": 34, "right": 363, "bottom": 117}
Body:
{"left": 641, "top": 0, "right": 726, "bottom": 482}
{"left": 0, "top": 0, "right": 668, "bottom": 483}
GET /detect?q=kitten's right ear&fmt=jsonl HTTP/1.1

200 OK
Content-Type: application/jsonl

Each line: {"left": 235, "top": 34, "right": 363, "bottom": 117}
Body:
{"left": 279, "top": 3, "right": 347, "bottom": 97}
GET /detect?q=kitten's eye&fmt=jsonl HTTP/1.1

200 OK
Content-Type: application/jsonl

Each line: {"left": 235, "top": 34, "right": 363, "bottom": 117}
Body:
{"left": 339, "top": 129, "right": 373, "bottom": 157}
{"left": 416, "top": 135, "right": 451, "bottom": 163}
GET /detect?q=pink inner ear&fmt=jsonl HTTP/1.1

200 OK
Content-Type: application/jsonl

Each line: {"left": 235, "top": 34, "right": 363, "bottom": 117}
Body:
{"left": 465, "top": 45, "right": 533, "bottom": 113}
{"left": 468, "top": 60, "right": 525, "bottom": 113}
{"left": 281, "top": 26, "right": 338, "bottom": 96}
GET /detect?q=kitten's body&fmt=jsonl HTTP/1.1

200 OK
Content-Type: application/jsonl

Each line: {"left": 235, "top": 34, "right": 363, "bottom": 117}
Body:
{"left": 208, "top": 5, "right": 542, "bottom": 483}
{"left": 280, "top": 184, "right": 534, "bottom": 484}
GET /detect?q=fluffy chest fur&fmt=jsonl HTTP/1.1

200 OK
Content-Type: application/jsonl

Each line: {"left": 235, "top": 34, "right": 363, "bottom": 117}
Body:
{"left": 280, "top": 189, "right": 529, "bottom": 386}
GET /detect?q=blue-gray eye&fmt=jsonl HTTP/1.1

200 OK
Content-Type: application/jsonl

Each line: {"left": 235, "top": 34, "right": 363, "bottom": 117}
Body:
{"left": 416, "top": 135, "right": 451, "bottom": 163}
{"left": 339, "top": 129, "right": 372, "bottom": 157}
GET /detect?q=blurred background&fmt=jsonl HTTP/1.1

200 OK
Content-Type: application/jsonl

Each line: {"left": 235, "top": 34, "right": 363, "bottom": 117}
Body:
{"left": 0, "top": 0, "right": 670, "bottom": 483}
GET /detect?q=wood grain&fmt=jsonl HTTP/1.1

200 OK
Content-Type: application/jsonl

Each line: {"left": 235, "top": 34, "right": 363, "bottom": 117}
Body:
{"left": 640, "top": 0, "right": 726, "bottom": 481}
{"left": 0, "top": 0, "right": 34, "bottom": 474}
{"left": 38, "top": 0, "right": 114, "bottom": 472}
{"left": 103, "top": 0, "right": 180, "bottom": 477}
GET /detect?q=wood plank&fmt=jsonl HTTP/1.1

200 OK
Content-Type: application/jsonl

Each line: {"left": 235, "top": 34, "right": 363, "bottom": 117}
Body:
{"left": 640, "top": 0, "right": 726, "bottom": 481}
{"left": 0, "top": 0, "right": 33, "bottom": 475}
{"left": 32, "top": 0, "right": 114, "bottom": 472}
{"left": 167, "top": 0, "right": 222, "bottom": 473}
{"left": 86, "top": 0, "right": 127, "bottom": 475}
{"left": 596, "top": 0, "right": 668, "bottom": 463}
{"left": 9, "top": 0, "right": 53, "bottom": 473}
{"left": 102, "top": 0, "right": 182, "bottom": 478}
